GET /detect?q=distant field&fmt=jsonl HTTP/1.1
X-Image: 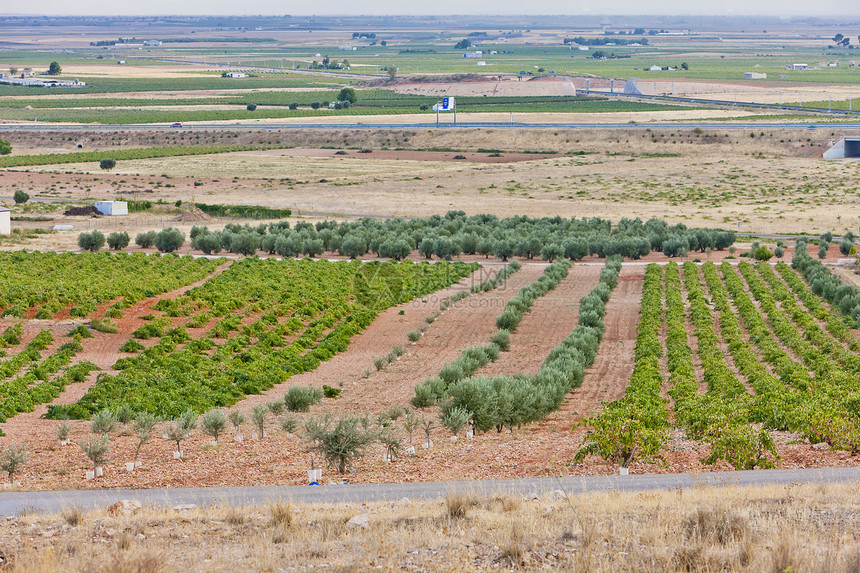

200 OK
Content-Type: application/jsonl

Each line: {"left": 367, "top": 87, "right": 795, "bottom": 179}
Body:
{"left": 0, "top": 89, "right": 694, "bottom": 123}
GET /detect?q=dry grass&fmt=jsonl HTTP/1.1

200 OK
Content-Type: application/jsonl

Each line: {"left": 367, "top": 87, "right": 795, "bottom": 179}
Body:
{"left": 3, "top": 126, "right": 853, "bottom": 237}
{"left": 3, "top": 482, "right": 860, "bottom": 572}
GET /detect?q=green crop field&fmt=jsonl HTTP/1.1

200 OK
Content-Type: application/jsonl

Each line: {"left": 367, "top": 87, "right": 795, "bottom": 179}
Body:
{"left": 41, "top": 257, "right": 477, "bottom": 418}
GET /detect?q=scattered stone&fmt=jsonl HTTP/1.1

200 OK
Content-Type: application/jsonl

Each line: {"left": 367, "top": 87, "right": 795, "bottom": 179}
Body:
{"left": 399, "top": 497, "right": 411, "bottom": 504}
{"left": 134, "top": 533, "right": 146, "bottom": 541}
{"left": 172, "top": 504, "right": 197, "bottom": 512}
{"left": 107, "top": 500, "right": 142, "bottom": 517}
{"left": 347, "top": 514, "right": 370, "bottom": 529}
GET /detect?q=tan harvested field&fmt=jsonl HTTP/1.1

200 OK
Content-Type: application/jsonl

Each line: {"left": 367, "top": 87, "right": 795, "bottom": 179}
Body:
{"left": 390, "top": 76, "right": 860, "bottom": 106}
{"left": 171, "top": 108, "right": 783, "bottom": 125}
{"left": 3, "top": 482, "right": 860, "bottom": 572}
{"left": 393, "top": 78, "right": 579, "bottom": 97}
{"left": 3, "top": 125, "right": 857, "bottom": 237}
{"left": 42, "top": 64, "right": 218, "bottom": 78}
{"left": 565, "top": 77, "right": 860, "bottom": 105}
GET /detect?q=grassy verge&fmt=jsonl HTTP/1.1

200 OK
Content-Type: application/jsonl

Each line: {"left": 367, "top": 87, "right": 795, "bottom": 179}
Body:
{"left": 1, "top": 482, "right": 856, "bottom": 571}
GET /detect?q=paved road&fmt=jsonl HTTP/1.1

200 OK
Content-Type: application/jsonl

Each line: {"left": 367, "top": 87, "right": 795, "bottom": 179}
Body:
{"left": 1, "top": 467, "right": 859, "bottom": 515}
{"left": 0, "top": 121, "right": 858, "bottom": 132}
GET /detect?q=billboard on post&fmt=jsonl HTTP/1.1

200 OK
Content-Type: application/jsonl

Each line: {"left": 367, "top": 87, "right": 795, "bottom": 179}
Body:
{"left": 432, "top": 97, "right": 455, "bottom": 112}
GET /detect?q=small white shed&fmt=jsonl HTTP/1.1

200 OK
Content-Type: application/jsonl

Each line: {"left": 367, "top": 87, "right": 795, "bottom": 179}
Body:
{"left": 0, "top": 207, "right": 10, "bottom": 236}
{"left": 94, "top": 201, "right": 128, "bottom": 216}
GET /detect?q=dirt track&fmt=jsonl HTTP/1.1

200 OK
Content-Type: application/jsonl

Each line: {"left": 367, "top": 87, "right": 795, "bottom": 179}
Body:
{"left": 476, "top": 264, "right": 601, "bottom": 377}
{"left": 559, "top": 265, "right": 643, "bottom": 421}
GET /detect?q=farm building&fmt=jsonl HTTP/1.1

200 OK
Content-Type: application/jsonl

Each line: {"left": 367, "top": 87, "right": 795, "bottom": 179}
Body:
{"left": 94, "top": 201, "right": 128, "bottom": 216}
{"left": 0, "top": 207, "right": 9, "bottom": 235}
{"left": 744, "top": 72, "right": 767, "bottom": 79}
{"left": 791, "top": 63, "right": 808, "bottom": 70}
{"left": 463, "top": 51, "right": 483, "bottom": 58}
{"left": 225, "top": 72, "right": 246, "bottom": 78}
{"left": 824, "top": 138, "right": 860, "bottom": 159}
{"left": 0, "top": 77, "right": 85, "bottom": 88}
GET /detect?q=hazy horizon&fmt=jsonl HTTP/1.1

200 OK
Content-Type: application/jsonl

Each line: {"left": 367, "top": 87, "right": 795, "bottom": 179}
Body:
{"left": 1, "top": 1, "right": 858, "bottom": 18}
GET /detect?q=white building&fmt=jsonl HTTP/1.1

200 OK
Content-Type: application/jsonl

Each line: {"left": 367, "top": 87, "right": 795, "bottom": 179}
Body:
{"left": 791, "top": 63, "right": 808, "bottom": 70}
{"left": 225, "top": 72, "right": 246, "bottom": 78}
{"left": 94, "top": 201, "right": 128, "bottom": 216}
{"left": 578, "top": 46, "right": 589, "bottom": 51}
{"left": 463, "top": 51, "right": 483, "bottom": 58}
{"left": 0, "top": 77, "right": 85, "bottom": 88}
{"left": 143, "top": 40, "right": 162, "bottom": 47}
{"left": 0, "top": 207, "right": 9, "bottom": 236}
{"left": 744, "top": 72, "right": 767, "bottom": 79}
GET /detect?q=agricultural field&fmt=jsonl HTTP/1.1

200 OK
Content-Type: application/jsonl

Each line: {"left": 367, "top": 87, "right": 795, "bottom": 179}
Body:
{"left": 1, "top": 125, "right": 858, "bottom": 247}
{"left": 1, "top": 13, "right": 860, "bottom": 570}
{"left": 0, "top": 222, "right": 859, "bottom": 491}
{"left": 0, "top": 14, "right": 859, "bottom": 126}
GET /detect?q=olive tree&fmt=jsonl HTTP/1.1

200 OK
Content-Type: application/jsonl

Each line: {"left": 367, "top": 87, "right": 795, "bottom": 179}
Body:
{"left": 154, "top": 227, "right": 185, "bottom": 253}
{"left": 0, "top": 442, "right": 29, "bottom": 483}
{"left": 78, "top": 230, "right": 106, "bottom": 252}
{"left": 303, "top": 415, "right": 376, "bottom": 474}
{"left": 106, "top": 231, "right": 130, "bottom": 250}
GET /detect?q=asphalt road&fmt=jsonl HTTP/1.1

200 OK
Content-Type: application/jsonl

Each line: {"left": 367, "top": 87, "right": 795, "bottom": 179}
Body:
{"left": 0, "top": 121, "right": 857, "bottom": 132}
{"left": 1, "top": 466, "right": 859, "bottom": 515}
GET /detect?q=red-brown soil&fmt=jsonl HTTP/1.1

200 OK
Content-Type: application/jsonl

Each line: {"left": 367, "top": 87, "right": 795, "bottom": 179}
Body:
{"left": 1, "top": 263, "right": 859, "bottom": 491}
{"left": 561, "top": 266, "right": 643, "bottom": 421}
{"left": 475, "top": 265, "right": 601, "bottom": 377}
{"left": 237, "top": 264, "right": 545, "bottom": 415}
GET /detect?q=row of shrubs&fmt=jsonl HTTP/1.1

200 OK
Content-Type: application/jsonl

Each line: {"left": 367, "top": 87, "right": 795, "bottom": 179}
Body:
{"left": 113, "top": 212, "right": 738, "bottom": 262}
{"left": 793, "top": 240, "right": 860, "bottom": 326}
{"left": 411, "top": 260, "right": 571, "bottom": 408}
{"left": 78, "top": 228, "right": 186, "bottom": 253}
{"left": 434, "top": 257, "right": 623, "bottom": 433}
